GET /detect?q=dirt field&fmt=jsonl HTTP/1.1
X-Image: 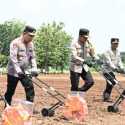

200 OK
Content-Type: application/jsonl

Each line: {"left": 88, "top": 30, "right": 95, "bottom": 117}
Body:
{"left": 0, "top": 73, "right": 125, "bottom": 125}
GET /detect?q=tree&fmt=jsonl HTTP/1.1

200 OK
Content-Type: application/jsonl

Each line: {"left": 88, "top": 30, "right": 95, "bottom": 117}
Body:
{"left": 120, "top": 52, "right": 125, "bottom": 64}
{"left": 0, "top": 54, "right": 8, "bottom": 67}
{"left": 0, "top": 19, "right": 25, "bottom": 67}
{"left": 35, "top": 22, "right": 72, "bottom": 73}
{"left": 0, "top": 19, "right": 25, "bottom": 56}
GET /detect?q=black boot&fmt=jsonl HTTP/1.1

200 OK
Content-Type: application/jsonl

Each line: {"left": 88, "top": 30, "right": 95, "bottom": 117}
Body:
{"left": 103, "top": 91, "right": 111, "bottom": 102}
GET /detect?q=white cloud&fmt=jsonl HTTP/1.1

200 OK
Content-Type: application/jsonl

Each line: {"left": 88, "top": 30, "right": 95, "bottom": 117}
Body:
{"left": 18, "top": 0, "right": 49, "bottom": 14}
{"left": 58, "top": 0, "right": 87, "bottom": 9}
{"left": 1, "top": 0, "right": 125, "bottom": 53}
{"left": 18, "top": 0, "right": 88, "bottom": 15}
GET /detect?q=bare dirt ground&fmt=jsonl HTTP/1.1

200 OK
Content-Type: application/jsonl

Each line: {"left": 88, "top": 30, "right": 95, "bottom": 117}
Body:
{"left": 0, "top": 73, "right": 125, "bottom": 125}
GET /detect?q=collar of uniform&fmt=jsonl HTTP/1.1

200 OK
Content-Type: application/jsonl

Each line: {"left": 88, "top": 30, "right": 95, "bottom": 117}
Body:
{"left": 110, "top": 48, "right": 118, "bottom": 55}
{"left": 78, "top": 40, "right": 85, "bottom": 46}
{"left": 20, "top": 35, "right": 25, "bottom": 43}
{"left": 78, "top": 40, "right": 90, "bottom": 46}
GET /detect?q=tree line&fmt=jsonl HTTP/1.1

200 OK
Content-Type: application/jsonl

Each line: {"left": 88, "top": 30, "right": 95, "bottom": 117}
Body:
{"left": 0, "top": 19, "right": 72, "bottom": 73}
{"left": 0, "top": 19, "right": 124, "bottom": 73}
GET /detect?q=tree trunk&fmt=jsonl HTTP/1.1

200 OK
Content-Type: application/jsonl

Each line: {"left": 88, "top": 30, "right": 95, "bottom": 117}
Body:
{"left": 45, "top": 45, "right": 49, "bottom": 73}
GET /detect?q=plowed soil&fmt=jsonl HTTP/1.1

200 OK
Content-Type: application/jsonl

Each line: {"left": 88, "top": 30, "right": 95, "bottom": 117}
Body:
{"left": 0, "top": 73, "right": 125, "bottom": 125}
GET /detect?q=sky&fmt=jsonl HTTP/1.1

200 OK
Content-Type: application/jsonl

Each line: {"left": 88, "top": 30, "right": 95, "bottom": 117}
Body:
{"left": 0, "top": 0, "right": 125, "bottom": 54}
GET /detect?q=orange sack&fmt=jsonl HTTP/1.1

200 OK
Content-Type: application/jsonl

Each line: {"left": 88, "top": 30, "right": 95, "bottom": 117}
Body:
{"left": 63, "top": 94, "right": 88, "bottom": 122}
{"left": 1, "top": 104, "right": 31, "bottom": 125}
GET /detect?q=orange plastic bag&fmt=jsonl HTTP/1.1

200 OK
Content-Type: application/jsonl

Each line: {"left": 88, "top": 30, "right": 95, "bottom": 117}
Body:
{"left": 1, "top": 106, "right": 25, "bottom": 125}
{"left": 1, "top": 100, "right": 32, "bottom": 125}
{"left": 63, "top": 93, "right": 88, "bottom": 122}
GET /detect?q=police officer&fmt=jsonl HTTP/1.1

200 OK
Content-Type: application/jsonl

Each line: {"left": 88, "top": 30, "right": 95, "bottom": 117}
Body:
{"left": 69, "top": 28, "right": 95, "bottom": 92}
{"left": 102, "top": 38, "right": 125, "bottom": 101}
{"left": 4, "top": 26, "right": 38, "bottom": 105}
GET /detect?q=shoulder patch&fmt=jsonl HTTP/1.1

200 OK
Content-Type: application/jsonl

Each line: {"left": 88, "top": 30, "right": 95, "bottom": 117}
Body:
{"left": 13, "top": 43, "right": 18, "bottom": 49}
